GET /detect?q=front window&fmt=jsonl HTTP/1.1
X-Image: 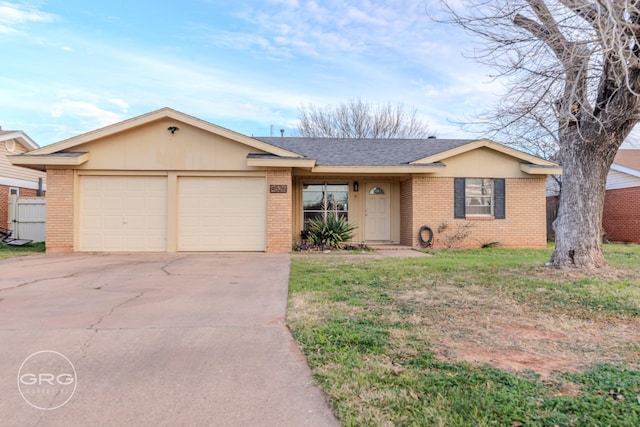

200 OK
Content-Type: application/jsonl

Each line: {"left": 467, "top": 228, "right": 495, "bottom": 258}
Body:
{"left": 302, "top": 183, "right": 349, "bottom": 229}
{"left": 465, "top": 178, "right": 493, "bottom": 216}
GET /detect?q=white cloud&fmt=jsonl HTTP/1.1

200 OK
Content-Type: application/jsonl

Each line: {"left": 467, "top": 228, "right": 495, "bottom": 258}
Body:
{"left": 218, "top": 0, "right": 437, "bottom": 62}
{"left": 51, "top": 100, "right": 124, "bottom": 129}
{"left": 0, "top": 2, "right": 57, "bottom": 32}
{"left": 108, "top": 98, "right": 129, "bottom": 113}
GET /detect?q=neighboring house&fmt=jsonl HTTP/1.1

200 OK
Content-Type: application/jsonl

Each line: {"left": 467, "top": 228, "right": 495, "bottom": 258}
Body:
{"left": 9, "top": 108, "right": 560, "bottom": 253}
{"left": 603, "top": 149, "right": 640, "bottom": 242}
{"left": 0, "top": 128, "right": 46, "bottom": 229}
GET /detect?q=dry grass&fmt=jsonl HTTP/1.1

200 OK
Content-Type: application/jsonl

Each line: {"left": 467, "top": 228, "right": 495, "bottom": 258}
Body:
{"left": 288, "top": 246, "right": 640, "bottom": 425}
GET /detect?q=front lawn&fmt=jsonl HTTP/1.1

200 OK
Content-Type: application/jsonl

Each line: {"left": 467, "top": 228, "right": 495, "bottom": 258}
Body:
{"left": 287, "top": 245, "right": 640, "bottom": 426}
{"left": 0, "top": 242, "right": 46, "bottom": 259}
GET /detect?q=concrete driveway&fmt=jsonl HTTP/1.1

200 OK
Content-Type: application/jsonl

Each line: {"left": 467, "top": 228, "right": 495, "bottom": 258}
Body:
{"left": 0, "top": 253, "right": 338, "bottom": 426}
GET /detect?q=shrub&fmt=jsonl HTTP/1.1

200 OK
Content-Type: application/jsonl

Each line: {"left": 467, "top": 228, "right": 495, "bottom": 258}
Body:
{"left": 307, "top": 214, "right": 357, "bottom": 249}
{"left": 436, "top": 221, "right": 474, "bottom": 249}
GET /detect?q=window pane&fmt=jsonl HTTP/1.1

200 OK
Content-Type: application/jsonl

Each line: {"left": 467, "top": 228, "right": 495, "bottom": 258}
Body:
{"left": 327, "top": 191, "right": 348, "bottom": 211}
{"left": 465, "top": 178, "right": 493, "bottom": 215}
{"left": 303, "top": 211, "right": 323, "bottom": 230}
{"left": 302, "top": 183, "right": 349, "bottom": 230}
{"left": 369, "top": 186, "right": 385, "bottom": 195}
{"left": 326, "top": 184, "right": 349, "bottom": 211}
{"left": 303, "top": 190, "right": 324, "bottom": 210}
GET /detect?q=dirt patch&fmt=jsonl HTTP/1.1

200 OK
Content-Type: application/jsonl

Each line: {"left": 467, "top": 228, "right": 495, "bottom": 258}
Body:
{"left": 438, "top": 348, "right": 580, "bottom": 377}
{"left": 396, "top": 283, "right": 640, "bottom": 376}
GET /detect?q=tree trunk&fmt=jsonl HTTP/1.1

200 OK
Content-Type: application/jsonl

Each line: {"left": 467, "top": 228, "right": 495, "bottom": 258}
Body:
{"left": 550, "top": 135, "right": 618, "bottom": 269}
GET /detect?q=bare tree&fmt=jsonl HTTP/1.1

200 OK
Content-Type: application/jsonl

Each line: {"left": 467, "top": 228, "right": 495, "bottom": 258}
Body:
{"left": 440, "top": 0, "right": 640, "bottom": 269}
{"left": 296, "top": 98, "right": 432, "bottom": 139}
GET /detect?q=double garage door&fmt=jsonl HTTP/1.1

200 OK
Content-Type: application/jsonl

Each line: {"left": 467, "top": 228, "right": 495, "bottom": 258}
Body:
{"left": 80, "top": 176, "right": 266, "bottom": 252}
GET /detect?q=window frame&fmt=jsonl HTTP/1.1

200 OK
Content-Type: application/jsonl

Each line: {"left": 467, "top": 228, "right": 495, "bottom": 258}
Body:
{"left": 465, "top": 178, "right": 494, "bottom": 216}
{"left": 454, "top": 178, "right": 505, "bottom": 219}
{"left": 302, "top": 182, "right": 350, "bottom": 230}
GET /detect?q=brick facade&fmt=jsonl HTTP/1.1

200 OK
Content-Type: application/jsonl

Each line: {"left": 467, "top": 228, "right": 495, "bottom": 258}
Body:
{"left": 399, "top": 179, "right": 413, "bottom": 246}
{"left": 45, "top": 169, "right": 74, "bottom": 253}
{"left": 603, "top": 187, "right": 640, "bottom": 242}
{"left": 0, "top": 185, "right": 40, "bottom": 229}
{"left": 402, "top": 176, "right": 547, "bottom": 249}
{"left": 266, "top": 169, "right": 293, "bottom": 252}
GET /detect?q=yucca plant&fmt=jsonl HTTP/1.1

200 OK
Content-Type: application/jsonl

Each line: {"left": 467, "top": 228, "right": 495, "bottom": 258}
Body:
{"left": 307, "top": 214, "right": 357, "bottom": 249}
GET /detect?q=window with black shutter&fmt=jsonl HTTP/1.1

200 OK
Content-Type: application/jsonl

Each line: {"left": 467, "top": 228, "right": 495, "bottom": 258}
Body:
{"left": 454, "top": 178, "right": 505, "bottom": 219}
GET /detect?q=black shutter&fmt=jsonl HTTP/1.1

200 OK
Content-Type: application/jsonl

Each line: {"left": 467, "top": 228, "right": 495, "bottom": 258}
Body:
{"left": 454, "top": 178, "right": 465, "bottom": 218}
{"left": 494, "top": 178, "right": 505, "bottom": 219}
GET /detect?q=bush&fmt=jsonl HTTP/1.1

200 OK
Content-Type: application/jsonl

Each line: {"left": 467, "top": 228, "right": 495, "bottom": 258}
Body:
{"left": 307, "top": 214, "right": 357, "bottom": 249}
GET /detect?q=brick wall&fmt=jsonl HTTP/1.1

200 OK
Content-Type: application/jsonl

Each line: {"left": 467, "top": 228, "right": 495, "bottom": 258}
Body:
{"left": 266, "top": 169, "right": 292, "bottom": 252}
{"left": 399, "top": 179, "right": 413, "bottom": 246}
{"left": 407, "top": 176, "right": 547, "bottom": 248}
{"left": 0, "top": 186, "right": 40, "bottom": 229}
{"left": 45, "top": 170, "right": 74, "bottom": 253}
{"left": 603, "top": 187, "right": 640, "bottom": 242}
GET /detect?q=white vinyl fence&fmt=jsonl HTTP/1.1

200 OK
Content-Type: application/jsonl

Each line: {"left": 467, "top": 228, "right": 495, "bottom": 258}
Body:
{"left": 8, "top": 195, "right": 46, "bottom": 242}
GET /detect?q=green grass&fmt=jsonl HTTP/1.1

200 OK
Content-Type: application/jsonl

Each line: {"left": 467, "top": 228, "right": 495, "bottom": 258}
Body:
{"left": 0, "top": 242, "right": 45, "bottom": 259}
{"left": 287, "top": 245, "right": 640, "bottom": 426}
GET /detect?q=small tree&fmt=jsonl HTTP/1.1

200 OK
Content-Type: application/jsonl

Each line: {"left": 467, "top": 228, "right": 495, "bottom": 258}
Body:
{"left": 297, "top": 98, "right": 432, "bottom": 139}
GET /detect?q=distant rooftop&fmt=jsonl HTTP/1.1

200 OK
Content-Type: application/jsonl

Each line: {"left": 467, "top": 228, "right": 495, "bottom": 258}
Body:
{"left": 614, "top": 149, "right": 640, "bottom": 171}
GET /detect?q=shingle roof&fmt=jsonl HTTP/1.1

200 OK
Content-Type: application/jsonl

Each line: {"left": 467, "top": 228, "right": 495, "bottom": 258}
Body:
{"left": 614, "top": 149, "right": 640, "bottom": 171}
{"left": 254, "top": 137, "right": 475, "bottom": 166}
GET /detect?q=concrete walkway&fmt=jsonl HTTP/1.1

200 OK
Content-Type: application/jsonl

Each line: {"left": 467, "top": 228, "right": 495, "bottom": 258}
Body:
{"left": 0, "top": 253, "right": 338, "bottom": 426}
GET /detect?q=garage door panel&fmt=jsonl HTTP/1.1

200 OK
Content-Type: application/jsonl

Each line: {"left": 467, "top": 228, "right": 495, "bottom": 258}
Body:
{"left": 80, "top": 176, "right": 167, "bottom": 252}
{"left": 178, "top": 177, "right": 266, "bottom": 251}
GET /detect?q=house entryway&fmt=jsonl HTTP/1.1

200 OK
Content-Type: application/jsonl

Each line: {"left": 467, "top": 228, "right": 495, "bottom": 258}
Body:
{"left": 365, "top": 182, "right": 391, "bottom": 241}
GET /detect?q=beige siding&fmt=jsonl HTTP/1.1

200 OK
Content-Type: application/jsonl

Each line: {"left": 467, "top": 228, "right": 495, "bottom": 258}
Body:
{"left": 0, "top": 140, "right": 46, "bottom": 185}
{"left": 431, "top": 147, "right": 531, "bottom": 178}
{"left": 71, "top": 119, "right": 268, "bottom": 171}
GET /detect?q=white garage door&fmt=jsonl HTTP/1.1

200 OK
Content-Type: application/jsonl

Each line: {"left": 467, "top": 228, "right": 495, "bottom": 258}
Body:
{"left": 80, "top": 176, "right": 167, "bottom": 251}
{"left": 178, "top": 177, "right": 266, "bottom": 251}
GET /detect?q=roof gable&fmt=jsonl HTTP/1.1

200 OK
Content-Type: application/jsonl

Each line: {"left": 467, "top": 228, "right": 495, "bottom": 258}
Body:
{"left": 0, "top": 130, "right": 39, "bottom": 151}
{"left": 31, "top": 108, "right": 302, "bottom": 158}
{"left": 410, "top": 139, "right": 558, "bottom": 166}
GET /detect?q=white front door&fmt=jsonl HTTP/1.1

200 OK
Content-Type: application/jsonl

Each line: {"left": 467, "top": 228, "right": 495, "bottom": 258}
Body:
{"left": 365, "top": 182, "right": 391, "bottom": 241}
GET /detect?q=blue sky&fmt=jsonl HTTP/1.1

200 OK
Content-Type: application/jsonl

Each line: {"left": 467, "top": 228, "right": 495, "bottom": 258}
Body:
{"left": 1, "top": 0, "right": 506, "bottom": 146}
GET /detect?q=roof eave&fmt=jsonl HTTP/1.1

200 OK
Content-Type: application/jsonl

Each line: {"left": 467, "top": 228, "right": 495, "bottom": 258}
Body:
{"left": 611, "top": 163, "right": 640, "bottom": 178}
{"left": 520, "top": 163, "right": 563, "bottom": 175}
{"left": 9, "top": 152, "right": 90, "bottom": 170}
{"left": 246, "top": 157, "right": 317, "bottom": 168}
{"left": 310, "top": 165, "right": 445, "bottom": 174}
